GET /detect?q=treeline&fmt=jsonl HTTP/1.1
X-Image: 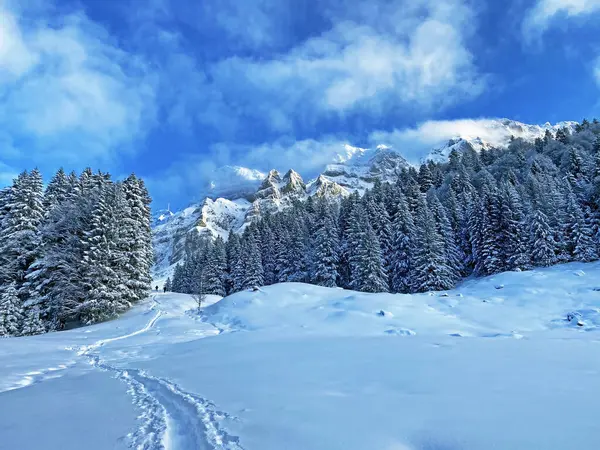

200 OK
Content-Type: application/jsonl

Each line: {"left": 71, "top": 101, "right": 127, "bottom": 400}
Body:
{"left": 0, "top": 169, "right": 154, "bottom": 337}
{"left": 170, "top": 119, "right": 600, "bottom": 297}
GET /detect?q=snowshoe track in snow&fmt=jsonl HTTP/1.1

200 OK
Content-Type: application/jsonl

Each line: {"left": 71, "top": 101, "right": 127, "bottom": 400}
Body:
{"left": 76, "top": 303, "right": 243, "bottom": 450}
{"left": 77, "top": 308, "right": 163, "bottom": 356}
{"left": 128, "top": 370, "right": 244, "bottom": 450}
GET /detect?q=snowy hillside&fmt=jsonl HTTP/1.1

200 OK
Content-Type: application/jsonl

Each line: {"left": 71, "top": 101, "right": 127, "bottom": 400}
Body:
{"left": 3, "top": 261, "right": 600, "bottom": 450}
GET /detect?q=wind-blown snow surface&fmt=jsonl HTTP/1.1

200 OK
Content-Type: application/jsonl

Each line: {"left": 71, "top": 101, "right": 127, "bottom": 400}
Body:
{"left": 3, "top": 262, "right": 600, "bottom": 450}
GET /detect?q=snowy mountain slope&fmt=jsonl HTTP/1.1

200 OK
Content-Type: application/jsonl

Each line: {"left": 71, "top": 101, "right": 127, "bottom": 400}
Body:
{"left": 321, "top": 144, "right": 409, "bottom": 191}
{"left": 427, "top": 118, "right": 579, "bottom": 162}
{"left": 152, "top": 198, "right": 251, "bottom": 281}
{"left": 2, "top": 261, "right": 600, "bottom": 450}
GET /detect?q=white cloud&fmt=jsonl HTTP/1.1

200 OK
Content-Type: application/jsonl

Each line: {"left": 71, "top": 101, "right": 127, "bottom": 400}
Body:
{"left": 523, "top": 0, "right": 600, "bottom": 40}
{"left": 142, "top": 0, "right": 295, "bottom": 52}
{"left": 0, "top": 4, "right": 38, "bottom": 78}
{"left": 594, "top": 56, "right": 600, "bottom": 85}
{"left": 233, "top": 138, "right": 357, "bottom": 175}
{"left": 203, "top": 0, "right": 290, "bottom": 51}
{"left": 194, "top": 0, "right": 484, "bottom": 134}
{"left": 0, "top": 2, "right": 156, "bottom": 168}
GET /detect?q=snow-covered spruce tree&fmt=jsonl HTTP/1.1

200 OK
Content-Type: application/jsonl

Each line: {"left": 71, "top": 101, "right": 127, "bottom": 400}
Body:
{"left": 427, "top": 190, "right": 462, "bottom": 285}
{"left": 562, "top": 186, "right": 596, "bottom": 262}
{"left": 240, "top": 231, "right": 264, "bottom": 290}
{"left": 79, "top": 182, "right": 124, "bottom": 324}
{"left": 590, "top": 144, "right": 600, "bottom": 251}
{"left": 389, "top": 193, "right": 415, "bottom": 294}
{"left": 447, "top": 186, "right": 474, "bottom": 272}
{"left": 346, "top": 202, "right": 367, "bottom": 291}
{"left": 0, "top": 187, "right": 10, "bottom": 221}
{"left": 171, "top": 263, "right": 185, "bottom": 293}
{"left": 204, "top": 238, "right": 227, "bottom": 296}
{"left": 259, "top": 218, "right": 277, "bottom": 286}
{"left": 0, "top": 283, "right": 23, "bottom": 336}
{"left": 286, "top": 217, "right": 310, "bottom": 283}
{"left": 418, "top": 163, "right": 434, "bottom": 192}
{"left": 43, "top": 168, "right": 71, "bottom": 212}
{"left": 528, "top": 207, "right": 557, "bottom": 268}
{"left": 120, "top": 175, "right": 154, "bottom": 303}
{"left": 366, "top": 195, "right": 394, "bottom": 286}
{"left": 24, "top": 195, "right": 86, "bottom": 330}
{"left": 411, "top": 194, "right": 454, "bottom": 293}
{"left": 353, "top": 220, "right": 388, "bottom": 293}
{"left": 0, "top": 170, "right": 44, "bottom": 288}
{"left": 274, "top": 222, "right": 292, "bottom": 283}
{"left": 20, "top": 306, "right": 45, "bottom": 336}
{"left": 225, "top": 232, "right": 241, "bottom": 294}
{"left": 337, "top": 192, "right": 361, "bottom": 289}
{"left": 499, "top": 182, "right": 530, "bottom": 270}
{"left": 472, "top": 184, "right": 503, "bottom": 276}
{"left": 164, "top": 277, "right": 172, "bottom": 292}
{"left": 311, "top": 199, "right": 340, "bottom": 287}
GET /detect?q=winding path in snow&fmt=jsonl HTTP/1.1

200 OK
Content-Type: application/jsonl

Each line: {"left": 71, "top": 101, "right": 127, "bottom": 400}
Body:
{"left": 77, "top": 298, "right": 243, "bottom": 450}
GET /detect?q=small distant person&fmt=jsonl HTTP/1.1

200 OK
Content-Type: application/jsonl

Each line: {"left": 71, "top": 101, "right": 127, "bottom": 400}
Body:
{"left": 155, "top": 285, "right": 158, "bottom": 291}
{"left": 163, "top": 286, "right": 167, "bottom": 293}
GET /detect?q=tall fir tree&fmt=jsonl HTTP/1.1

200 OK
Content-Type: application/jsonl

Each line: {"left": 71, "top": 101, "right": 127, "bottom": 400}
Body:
{"left": 311, "top": 200, "right": 340, "bottom": 287}
{"left": 0, "top": 170, "right": 45, "bottom": 287}
{"left": 225, "top": 233, "right": 242, "bottom": 294}
{"left": 390, "top": 194, "right": 415, "bottom": 293}
{"left": 499, "top": 183, "right": 530, "bottom": 270}
{"left": 121, "top": 175, "right": 154, "bottom": 302}
{"left": 427, "top": 191, "right": 462, "bottom": 284}
{"left": 529, "top": 208, "right": 557, "bottom": 267}
{"left": 0, "top": 283, "right": 23, "bottom": 336}
{"left": 353, "top": 221, "right": 388, "bottom": 293}
{"left": 411, "top": 195, "right": 454, "bottom": 292}
{"left": 562, "top": 187, "right": 596, "bottom": 262}
{"left": 204, "top": 238, "right": 227, "bottom": 296}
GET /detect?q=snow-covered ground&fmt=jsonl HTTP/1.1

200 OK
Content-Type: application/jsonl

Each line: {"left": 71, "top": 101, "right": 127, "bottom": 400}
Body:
{"left": 3, "top": 262, "right": 600, "bottom": 450}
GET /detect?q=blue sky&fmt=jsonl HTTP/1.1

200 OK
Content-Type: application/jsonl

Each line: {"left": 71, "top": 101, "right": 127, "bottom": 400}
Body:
{"left": 1, "top": 0, "right": 600, "bottom": 209}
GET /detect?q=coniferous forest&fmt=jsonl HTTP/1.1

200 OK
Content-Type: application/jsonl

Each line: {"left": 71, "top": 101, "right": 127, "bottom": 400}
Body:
{"left": 0, "top": 168, "right": 154, "bottom": 337}
{"left": 170, "top": 120, "right": 600, "bottom": 298}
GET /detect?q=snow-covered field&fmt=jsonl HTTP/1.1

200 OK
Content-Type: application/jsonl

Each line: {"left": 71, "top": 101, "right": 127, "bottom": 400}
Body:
{"left": 3, "top": 262, "right": 600, "bottom": 450}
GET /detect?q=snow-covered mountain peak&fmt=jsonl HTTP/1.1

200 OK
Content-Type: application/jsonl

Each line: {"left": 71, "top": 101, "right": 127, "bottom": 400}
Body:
{"left": 334, "top": 144, "right": 368, "bottom": 164}
{"left": 282, "top": 169, "right": 306, "bottom": 195}
{"left": 307, "top": 174, "right": 348, "bottom": 198}
{"left": 368, "top": 145, "right": 408, "bottom": 168}
{"left": 259, "top": 169, "right": 282, "bottom": 188}
{"left": 256, "top": 170, "right": 283, "bottom": 200}
{"left": 321, "top": 144, "right": 409, "bottom": 191}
